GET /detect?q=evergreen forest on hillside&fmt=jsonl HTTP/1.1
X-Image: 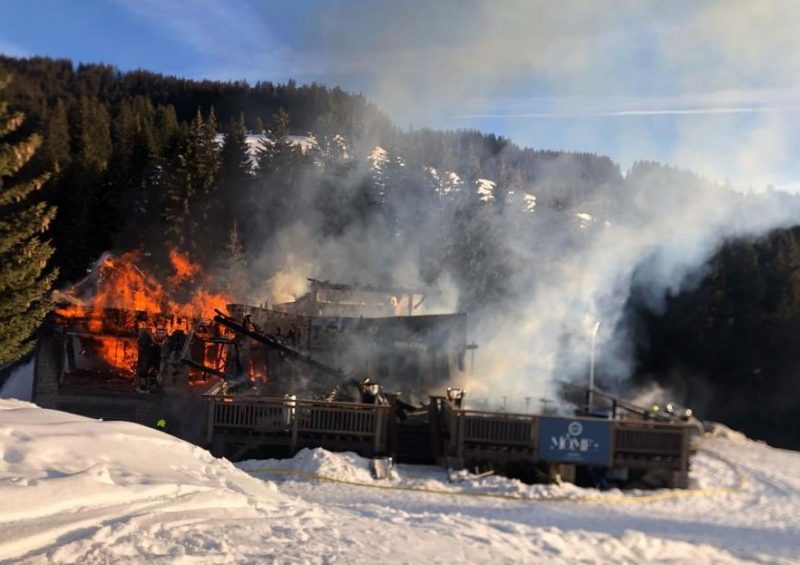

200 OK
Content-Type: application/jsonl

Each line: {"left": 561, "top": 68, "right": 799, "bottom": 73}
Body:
{"left": 2, "top": 55, "right": 799, "bottom": 449}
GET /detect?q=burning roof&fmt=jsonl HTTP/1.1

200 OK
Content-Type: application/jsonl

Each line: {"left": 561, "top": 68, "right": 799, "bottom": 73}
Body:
{"left": 47, "top": 252, "right": 463, "bottom": 400}
{"left": 54, "top": 250, "right": 231, "bottom": 322}
{"left": 52, "top": 250, "right": 231, "bottom": 377}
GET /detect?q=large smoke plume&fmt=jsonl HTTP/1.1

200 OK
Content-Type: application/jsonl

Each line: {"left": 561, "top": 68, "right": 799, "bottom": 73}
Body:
{"left": 282, "top": 1, "right": 800, "bottom": 410}
{"left": 235, "top": 140, "right": 800, "bottom": 413}
{"left": 119, "top": 1, "right": 800, "bottom": 411}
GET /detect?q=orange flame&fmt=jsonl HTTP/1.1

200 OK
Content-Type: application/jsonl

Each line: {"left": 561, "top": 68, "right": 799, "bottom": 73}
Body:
{"left": 55, "top": 250, "right": 232, "bottom": 375}
{"left": 167, "top": 249, "right": 201, "bottom": 286}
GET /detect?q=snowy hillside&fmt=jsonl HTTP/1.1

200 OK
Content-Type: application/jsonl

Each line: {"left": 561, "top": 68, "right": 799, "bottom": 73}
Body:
{"left": 1, "top": 400, "right": 798, "bottom": 563}
{"left": 215, "top": 133, "right": 318, "bottom": 163}
{"left": 211, "top": 134, "right": 606, "bottom": 230}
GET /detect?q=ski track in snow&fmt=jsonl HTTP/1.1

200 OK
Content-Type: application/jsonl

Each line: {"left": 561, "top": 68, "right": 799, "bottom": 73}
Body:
{"left": 1, "top": 400, "right": 798, "bottom": 564}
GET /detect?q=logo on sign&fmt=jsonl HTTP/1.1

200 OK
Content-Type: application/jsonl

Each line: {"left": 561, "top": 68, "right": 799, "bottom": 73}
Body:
{"left": 550, "top": 420, "right": 600, "bottom": 455}
{"left": 538, "top": 416, "right": 611, "bottom": 465}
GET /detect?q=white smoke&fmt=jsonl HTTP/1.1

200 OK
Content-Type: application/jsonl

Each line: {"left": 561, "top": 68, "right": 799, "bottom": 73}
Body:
{"left": 161, "top": 1, "right": 800, "bottom": 407}
{"left": 471, "top": 165, "right": 800, "bottom": 405}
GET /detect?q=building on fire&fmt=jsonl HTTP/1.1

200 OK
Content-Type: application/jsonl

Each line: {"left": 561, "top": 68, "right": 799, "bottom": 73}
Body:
{"left": 33, "top": 270, "right": 468, "bottom": 443}
{"left": 31, "top": 254, "right": 693, "bottom": 489}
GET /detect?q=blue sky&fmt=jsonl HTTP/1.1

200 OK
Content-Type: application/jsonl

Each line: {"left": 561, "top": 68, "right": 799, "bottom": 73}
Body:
{"left": 3, "top": 0, "right": 800, "bottom": 189}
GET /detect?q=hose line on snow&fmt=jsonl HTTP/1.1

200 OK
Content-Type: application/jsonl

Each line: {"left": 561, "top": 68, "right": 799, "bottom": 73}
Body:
{"left": 242, "top": 445, "right": 746, "bottom": 505}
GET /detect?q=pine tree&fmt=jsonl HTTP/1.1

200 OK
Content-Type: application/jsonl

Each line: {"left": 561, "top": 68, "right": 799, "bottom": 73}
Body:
{"left": 77, "top": 96, "right": 112, "bottom": 172}
{"left": 763, "top": 230, "right": 800, "bottom": 324}
{"left": 254, "top": 107, "right": 293, "bottom": 174}
{"left": 163, "top": 107, "right": 220, "bottom": 256}
{"left": 252, "top": 108, "right": 305, "bottom": 236}
{"left": 216, "top": 113, "right": 252, "bottom": 238}
{"left": 0, "top": 75, "right": 58, "bottom": 364}
{"left": 219, "top": 113, "right": 251, "bottom": 187}
{"left": 223, "top": 220, "right": 249, "bottom": 300}
{"left": 254, "top": 116, "right": 265, "bottom": 135}
{"left": 42, "top": 99, "right": 70, "bottom": 172}
{"left": 315, "top": 133, "right": 356, "bottom": 236}
{"left": 153, "top": 104, "right": 181, "bottom": 156}
{"left": 145, "top": 104, "right": 182, "bottom": 216}
{"left": 77, "top": 96, "right": 113, "bottom": 274}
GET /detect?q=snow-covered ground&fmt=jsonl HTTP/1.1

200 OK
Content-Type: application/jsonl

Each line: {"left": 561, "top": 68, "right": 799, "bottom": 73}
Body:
{"left": 1, "top": 400, "right": 798, "bottom": 564}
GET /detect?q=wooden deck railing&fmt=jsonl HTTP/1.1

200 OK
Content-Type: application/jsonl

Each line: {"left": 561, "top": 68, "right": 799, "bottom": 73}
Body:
{"left": 205, "top": 394, "right": 390, "bottom": 456}
{"left": 615, "top": 423, "right": 685, "bottom": 455}
{"left": 212, "top": 400, "right": 290, "bottom": 431}
{"left": 462, "top": 412, "right": 535, "bottom": 446}
{"left": 613, "top": 419, "right": 690, "bottom": 471}
{"left": 206, "top": 392, "right": 690, "bottom": 480}
{"left": 439, "top": 401, "right": 690, "bottom": 470}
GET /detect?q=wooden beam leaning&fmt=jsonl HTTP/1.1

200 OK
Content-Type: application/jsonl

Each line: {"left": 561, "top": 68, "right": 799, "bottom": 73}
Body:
{"left": 213, "top": 309, "right": 347, "bottom": 380}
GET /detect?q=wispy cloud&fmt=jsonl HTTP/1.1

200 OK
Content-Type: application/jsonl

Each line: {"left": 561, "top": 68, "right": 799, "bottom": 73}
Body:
{"left": 0, "top": 39, "right": 29, "bottom": 58}
{"left": 111, "top": 0, "right": 296, "bottom": 80}
{"left": 451, "top": 105, "right": 800, "bottom": 120}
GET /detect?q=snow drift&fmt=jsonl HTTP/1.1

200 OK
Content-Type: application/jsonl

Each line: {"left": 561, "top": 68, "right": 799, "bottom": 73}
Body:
{"left": 1, "top": 400, "right": 798, "bottom": 563}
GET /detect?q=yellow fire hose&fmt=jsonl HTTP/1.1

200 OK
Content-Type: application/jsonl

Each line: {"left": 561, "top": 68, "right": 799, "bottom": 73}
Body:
{"left": 242, "top": 445, "right": 745, "bottom": 504}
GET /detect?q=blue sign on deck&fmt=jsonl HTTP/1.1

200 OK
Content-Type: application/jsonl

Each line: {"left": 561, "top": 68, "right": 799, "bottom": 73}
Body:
{"left": 538, "top": 417, "right": 612, "bottom": 466}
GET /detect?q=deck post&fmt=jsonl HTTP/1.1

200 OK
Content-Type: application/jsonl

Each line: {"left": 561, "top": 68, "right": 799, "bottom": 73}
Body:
{"left": 609, "top": 420, "right": 617, "bottom": 468}
{"left": 290, "top": 401, "right": 299, "bottom": 453}
{"left": 676, "top": 424, "right": 691, "bottom": 488}
{"left": 456, "top": 411, "right": 465, "bottom": 464}
{"left": 373, "top": 407, "right": 384, "bottom": 455}
{"left": 206, "top": 400, "right": 216, "bottom": 445}
{"left": 385, "top": 395, "right": 397, "bottom": 458}
{"left": 429, "top": 397, "right": 443, "bottom": 461}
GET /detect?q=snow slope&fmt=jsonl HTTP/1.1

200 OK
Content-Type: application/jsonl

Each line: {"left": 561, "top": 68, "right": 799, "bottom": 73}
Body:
{"left": 1, "top": 400, "right": 798, "bottom": 564}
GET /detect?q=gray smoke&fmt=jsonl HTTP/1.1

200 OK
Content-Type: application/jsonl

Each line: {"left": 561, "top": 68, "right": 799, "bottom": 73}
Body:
{"left": 232, "top": 130, "right": 800, "bottom": 411}
{"left": 465, "top": 169, "right": 800, "bottom": 406}
{"left": 167, "top": 1, "right": 800, "bottom": 408}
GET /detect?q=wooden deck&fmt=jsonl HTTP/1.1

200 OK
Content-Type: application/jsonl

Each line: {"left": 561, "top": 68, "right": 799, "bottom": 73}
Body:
{"left": 204, "top": 392, "right": 692, "bottom": 487}
{"left": 205, "top": 390, "right": 391, "bottom": 460}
